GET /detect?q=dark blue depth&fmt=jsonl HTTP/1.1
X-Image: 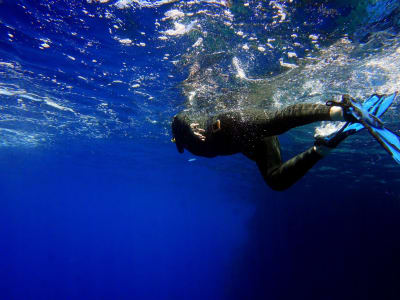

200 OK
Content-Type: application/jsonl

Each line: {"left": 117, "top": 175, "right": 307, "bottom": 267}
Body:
{"left": 1, "top": 1, "right": 400, "bottom": 299}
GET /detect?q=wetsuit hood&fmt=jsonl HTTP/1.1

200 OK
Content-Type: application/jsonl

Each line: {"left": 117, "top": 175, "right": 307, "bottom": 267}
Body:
{"left": 172, "top": 112, "right": 213, "bottom": 155}
{"left": 171, "top": 114, "right": 186, "bottom": 153}
{"left": 171, "top": 111, "right": 240, "bottom": 158}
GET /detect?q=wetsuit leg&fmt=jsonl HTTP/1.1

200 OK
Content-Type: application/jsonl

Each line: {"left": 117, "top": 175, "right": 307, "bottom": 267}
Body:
{"left": 255, "top": 136, "right": 322, "bottom": 191}
{"left": 245, "top": 103, "right": 332, "bottom": 136}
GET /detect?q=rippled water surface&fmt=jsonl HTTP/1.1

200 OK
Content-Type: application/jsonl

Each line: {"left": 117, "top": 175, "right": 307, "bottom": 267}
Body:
{"left": 1, "top": 1, "right": 400, "bottom": 299}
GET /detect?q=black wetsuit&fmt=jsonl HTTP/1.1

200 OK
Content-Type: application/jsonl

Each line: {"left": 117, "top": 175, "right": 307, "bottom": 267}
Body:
{"left": 171, "top": 103, "right": 332, "bottom": 191}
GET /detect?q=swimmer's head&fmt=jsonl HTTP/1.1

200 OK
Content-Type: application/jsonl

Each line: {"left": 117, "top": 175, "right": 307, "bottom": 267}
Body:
{"left": 171, "top": 114, "right": 185, "bottom": 153}
{"left": 172, "top": 112, "right": 212, "bottom": 156}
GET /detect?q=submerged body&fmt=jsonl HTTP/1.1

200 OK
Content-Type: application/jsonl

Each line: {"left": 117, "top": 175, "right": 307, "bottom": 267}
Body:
{"left": 172, "top": 104, "right": 334, "bottom": 191}
{"left": 171, "top": 93, "right": 400, "bottom": 190}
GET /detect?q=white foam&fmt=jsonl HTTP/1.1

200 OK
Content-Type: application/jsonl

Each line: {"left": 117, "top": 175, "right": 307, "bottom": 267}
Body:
{"left": 270, "top": 1, "right": 287, "bottom": 23}
{"left": 45, "top": 99, "right": 75, "bottom": 113}
{"left": 114, "top": 0, "right": 133, "bottom": 9}
{"left": 19, "top": 93, "right": 41, "bottom": 101}
{"left": 77, "top": 76, "right": 88, "bottom": 81}
{"left": 279, "top": 58, "right": 297, "bottom": 68}
{"left": 0, "top": 62, "right": 14, "bottom": 68}
{"left": 232, "top": 57, "right": 246, "bottom": 79}
{"left": 314, "top": 122, "right": 345, "bottom": 138}
{"left": 164, "top": 9, "right": 185, "bottom": 20}
{"left": 362, "top": 49, "right": 400, "bottom": 93}
{"left": 115, "top": 0, "right": 177, "bottom": 9}
{"left": 202, "top": 0, "right": 229, "bottom": 6}
{"left": 163, "top": 21, "right": 196, "bottom": 36}
{"left": 118, "top": 38, "right": 133, "bottom": 45}
{"left": 192, "top": 37, "right": 203, "bottom": 47}
{"left": 188, "top": 91, "right": 196, "bottom": 105}
{"left": 0, "top": 88, "right": 15, "bottom": 96}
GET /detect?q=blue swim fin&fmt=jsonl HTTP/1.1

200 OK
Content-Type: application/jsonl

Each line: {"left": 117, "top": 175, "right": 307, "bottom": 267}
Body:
{"left": 330, "top": 92, "right": 400, "bottom": 164}
{"left": 360, "top": 121, "right": 400, "bottom": 164}
{"left": 316, "top": 93, "right": 397, "bottom": 148}
{"left": 342, "top": 92, "right": 397, "bottom": 134}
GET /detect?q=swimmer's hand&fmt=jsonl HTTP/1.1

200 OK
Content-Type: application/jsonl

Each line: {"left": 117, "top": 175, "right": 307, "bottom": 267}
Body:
{"left": 190, "top": 123, "right": 206, "bottom": 142}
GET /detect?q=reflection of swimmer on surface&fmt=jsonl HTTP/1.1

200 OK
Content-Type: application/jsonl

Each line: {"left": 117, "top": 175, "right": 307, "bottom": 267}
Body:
{"left": 171, "top": 93, "right": 400, "bottom": 191}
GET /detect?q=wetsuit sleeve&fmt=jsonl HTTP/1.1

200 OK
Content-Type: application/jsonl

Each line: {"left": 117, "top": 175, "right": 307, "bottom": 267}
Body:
{"left": 255, "top": 137, "right": 322, "bottom": 191}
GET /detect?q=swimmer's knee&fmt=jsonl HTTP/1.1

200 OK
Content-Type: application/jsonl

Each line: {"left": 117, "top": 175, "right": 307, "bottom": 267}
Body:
{"left": 256, "top": 161, "right": 289, "bottom": 191}
{"left": 260, "top": 169, "right": 291, "bottom": 191}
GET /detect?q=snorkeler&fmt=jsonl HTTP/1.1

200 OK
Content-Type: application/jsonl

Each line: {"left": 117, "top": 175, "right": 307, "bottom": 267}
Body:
{"left": 171, "top": 93, "right": 399, "bottom": 191}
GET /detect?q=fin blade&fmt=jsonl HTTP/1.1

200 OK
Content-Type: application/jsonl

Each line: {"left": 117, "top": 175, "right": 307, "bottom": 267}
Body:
{"left": 363, "top": 94, "right": 381, "bottom": 111}
{"left": 343, "top": 122, "right": 364, "bottom": 133}
{"left": 369, "top": 126, "right": 400, "bottom": 164}
{"left": 342, "top": 92, "right": 397, "bottom": 134}
{"left": 375, "top": 92, "right": 397, "bottom": 117}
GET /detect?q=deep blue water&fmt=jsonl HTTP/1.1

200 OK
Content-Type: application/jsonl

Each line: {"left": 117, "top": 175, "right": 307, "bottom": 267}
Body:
{"left": 1, "top": 1, "right": 400, "bottom": 299}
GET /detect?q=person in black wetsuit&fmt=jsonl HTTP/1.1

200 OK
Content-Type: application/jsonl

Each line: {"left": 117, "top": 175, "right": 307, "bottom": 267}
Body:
{"left": 171, "top": 101, "right": 350, "bottom": 191}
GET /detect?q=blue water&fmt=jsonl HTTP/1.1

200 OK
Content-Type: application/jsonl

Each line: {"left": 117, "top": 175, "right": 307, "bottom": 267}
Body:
{"left": 1, "top": 1, "right": 400, "bottom": 299}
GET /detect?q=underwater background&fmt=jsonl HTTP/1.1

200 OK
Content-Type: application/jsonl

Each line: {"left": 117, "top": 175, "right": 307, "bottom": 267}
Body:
{"left": 1, "top": 0, "right": 400, "bottom": 299}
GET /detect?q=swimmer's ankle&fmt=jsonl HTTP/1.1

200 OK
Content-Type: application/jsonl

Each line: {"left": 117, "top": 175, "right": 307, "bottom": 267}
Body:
{"left": 313, "top": 145, "right": 333, "bottom": 157}
{"left": 329, "top": 106, "right": 345, "bottom": 121}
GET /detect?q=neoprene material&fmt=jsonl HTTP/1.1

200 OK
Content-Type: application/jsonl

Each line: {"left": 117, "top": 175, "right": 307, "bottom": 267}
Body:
{"left": 172, "top": 103, "right": 332, "bottom": 190}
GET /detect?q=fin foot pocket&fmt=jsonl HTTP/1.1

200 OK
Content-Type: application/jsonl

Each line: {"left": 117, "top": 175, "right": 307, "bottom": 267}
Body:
{"left": 317, "top": 92, "right": 399, "bottom": 160}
